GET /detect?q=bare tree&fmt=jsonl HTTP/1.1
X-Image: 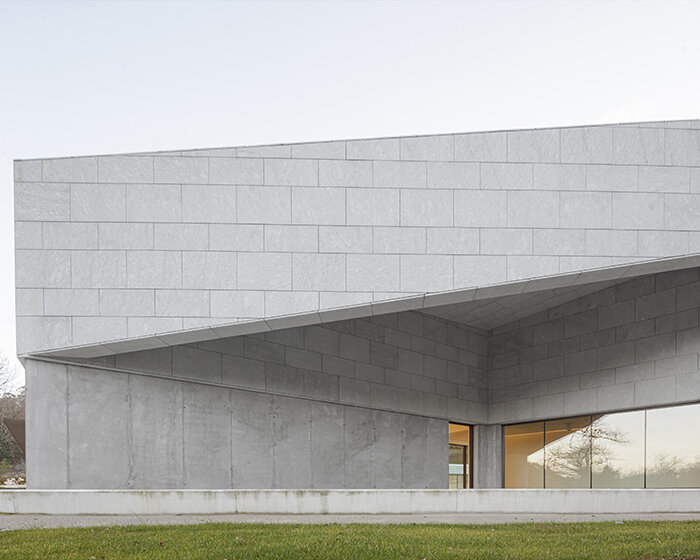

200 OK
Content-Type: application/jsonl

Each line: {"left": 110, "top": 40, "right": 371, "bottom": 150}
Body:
{"left": 0, "top": 351, "right": 23, "bottom": 396}
{"left": 0, "top": 351, "right": 25, "bottom": 473}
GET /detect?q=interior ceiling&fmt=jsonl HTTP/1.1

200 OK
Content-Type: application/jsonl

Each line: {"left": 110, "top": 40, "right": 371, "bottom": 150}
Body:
{"left": 423, "top": 279, "right": 620, "bottom": 331}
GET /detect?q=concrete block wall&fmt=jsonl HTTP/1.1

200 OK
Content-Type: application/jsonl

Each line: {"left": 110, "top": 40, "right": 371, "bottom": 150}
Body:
{"left": 14, "top": 120, "right": 700, "bottom": 354}
{"left": 78, "top": 311, "right": 489, "bottom": 424}
{"left": 488, "top": 267, "right": 700, "bottom": 424}
{"left": 25, "top": 311, "right": 487, "bottom": 489}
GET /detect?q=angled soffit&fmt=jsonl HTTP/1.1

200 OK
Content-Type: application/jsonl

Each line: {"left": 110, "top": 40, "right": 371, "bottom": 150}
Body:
{"left": 32, "top": 254, "right": 700, "bottom": 360}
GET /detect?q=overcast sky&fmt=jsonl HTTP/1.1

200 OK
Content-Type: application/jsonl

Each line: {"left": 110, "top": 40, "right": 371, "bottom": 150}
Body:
{"left": 1, "top": 0, "right": 699, "bottom": 386}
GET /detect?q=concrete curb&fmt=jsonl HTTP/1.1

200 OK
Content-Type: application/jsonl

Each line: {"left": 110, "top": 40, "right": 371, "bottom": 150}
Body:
{"left": 2, "top": 489, "right": 699, "bottom": 515}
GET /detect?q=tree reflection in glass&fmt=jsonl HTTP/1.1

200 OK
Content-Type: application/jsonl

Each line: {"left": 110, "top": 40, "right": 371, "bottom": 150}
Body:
{"left": 591, "top": 410, "right": 645, "bottom": 488}
{"left": 544, "top": 416, "right": 591, "bottom": 488}
{"left": 647, "top": 403, "right": 700, "bottom": 488}
{"left": 504, "top": 402, "right": 700, "bottom": 489}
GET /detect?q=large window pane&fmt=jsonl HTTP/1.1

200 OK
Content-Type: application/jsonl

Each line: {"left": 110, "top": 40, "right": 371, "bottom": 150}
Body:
{"left": 504, "top": 403, "right": 700, "bottom": 489}
{"left": 504, "top": 422, "right": 544, "bottom": 488}
{"left": 591, "top": 410, "right": 645, "bottom": 488}
{"left": 544, "top": 416, "right": 591, "bottom": 488}
{"left": 646, "top": 403, "right": 700, "bottom": 488}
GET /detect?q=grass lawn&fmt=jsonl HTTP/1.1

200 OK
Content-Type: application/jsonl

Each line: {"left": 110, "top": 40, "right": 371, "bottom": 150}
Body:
{"left": 1, "top": 521, "right": 699, "bottom": 559}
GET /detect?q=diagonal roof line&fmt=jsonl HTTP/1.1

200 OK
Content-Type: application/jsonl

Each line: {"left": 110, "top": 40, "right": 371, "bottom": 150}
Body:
{"left": 30, "top": 253, "right": 700, "bottom": 360}
{"left": 14, "top": 118, "right": 699, "bottom": 162}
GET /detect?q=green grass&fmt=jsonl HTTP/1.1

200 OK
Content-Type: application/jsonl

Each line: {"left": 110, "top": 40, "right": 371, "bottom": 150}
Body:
{"left": 1, "top": 521, "right": 699, "bottom": 560}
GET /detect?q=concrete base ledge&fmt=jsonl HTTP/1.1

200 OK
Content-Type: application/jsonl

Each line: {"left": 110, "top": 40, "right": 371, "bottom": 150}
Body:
{"left": 1, "top": 489, "right": 699, "bottom": 515}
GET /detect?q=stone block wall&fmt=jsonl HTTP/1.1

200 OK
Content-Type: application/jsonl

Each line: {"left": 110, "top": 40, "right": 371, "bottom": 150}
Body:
{"left": 488, "top": 268, "right": 700, "bottom": 424}
{"left": 85, "top": 310, "right": 489, "bottom": 423}
{"left": 15, "top": 121, "right": 700, "bottom": 354}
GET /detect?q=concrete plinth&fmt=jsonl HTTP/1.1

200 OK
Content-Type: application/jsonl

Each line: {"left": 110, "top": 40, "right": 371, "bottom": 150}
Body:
{"left": 1, "top": 489, "right": 698, "bottom": 515}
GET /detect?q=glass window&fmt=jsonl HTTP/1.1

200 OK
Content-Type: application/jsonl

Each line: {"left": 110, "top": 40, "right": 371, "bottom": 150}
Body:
{"left": 544, "top": 416, "right": 591, "bottom": 488}
{"left": 504, "top": 402, "right": 700, "bottom": 489}
{"left": 504, "top": 422, "right": 544, "bottom": 489}
{"left": 591, "top": 410, "right": 645, "bottom": 489}
{"left": 448, "top": 424, "right": 470, "bottom": 488}
{"left": 449, "top": 445, "right": 466, "bottom": 489}
{"left": 646, "top": 403, "right": 700, "bottom": 488}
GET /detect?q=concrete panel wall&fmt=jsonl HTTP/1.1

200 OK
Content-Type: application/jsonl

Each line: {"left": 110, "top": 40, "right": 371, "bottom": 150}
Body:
{"left": 473, "top": 424, "right": 503, "bottom": 489}
{"left": 15, "top": 121, "right": 700, "bottom": 354}
{"left": 488, "top": 267, "right": 700, "bottom": 424}
{"left": 26, "top": 360, "right": 451, "bottom": 490}
{"left": 25, "top": 360, "right": 68, "bottom": 488}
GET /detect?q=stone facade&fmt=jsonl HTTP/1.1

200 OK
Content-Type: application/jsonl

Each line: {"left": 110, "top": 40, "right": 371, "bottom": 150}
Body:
{"left": 15, "top": 119, "right": 700, "bottom": 490}
{"left": 14, "top": 120, "right": 700, "bottom": 354}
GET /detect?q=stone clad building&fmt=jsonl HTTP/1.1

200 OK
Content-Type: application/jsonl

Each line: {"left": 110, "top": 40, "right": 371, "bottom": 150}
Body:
{"left": 14, "top": 119, "right": 700, "bottom": 493}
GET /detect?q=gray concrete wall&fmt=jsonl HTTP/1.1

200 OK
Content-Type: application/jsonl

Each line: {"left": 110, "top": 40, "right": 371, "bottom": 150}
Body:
{"left": 26, "top": 269, "right": 700, "bottom": 490}
{"left": 473, "top": 424, "right": 503, "bottom": 488}
{"left": 14, "top": 121, "right": 700, "bottom": 355}
{"left": 488, "top": 267, "right": 700, "bottom": 424}
{"left": 26, "top": 359, "right": 447, "bottom": 490}
{"left": 27, "top": 311, "right": 487, "bottom": 489}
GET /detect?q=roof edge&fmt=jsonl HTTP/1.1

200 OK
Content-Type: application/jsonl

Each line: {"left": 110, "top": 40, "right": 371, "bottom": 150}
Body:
{"left": 14, "top": 118, "right": 700, "bottom": 162}
{"left": 27, "top": 254, "right": 700, "bottom": 360}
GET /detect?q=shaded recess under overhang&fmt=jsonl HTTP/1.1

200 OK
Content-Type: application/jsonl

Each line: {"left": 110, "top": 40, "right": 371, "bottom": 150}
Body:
{"left": 31, "top": 254, "right": 700, "bottom": 360}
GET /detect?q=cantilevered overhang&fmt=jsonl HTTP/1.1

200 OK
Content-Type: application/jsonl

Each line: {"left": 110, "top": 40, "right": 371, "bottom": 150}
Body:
{"left": 30, "top": 254, "right": 700, "bottom": 360}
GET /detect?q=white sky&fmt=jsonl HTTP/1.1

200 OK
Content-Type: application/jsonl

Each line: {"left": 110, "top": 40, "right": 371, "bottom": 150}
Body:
{"left": 1, "top": 0, "right": 699, "bottom": 386}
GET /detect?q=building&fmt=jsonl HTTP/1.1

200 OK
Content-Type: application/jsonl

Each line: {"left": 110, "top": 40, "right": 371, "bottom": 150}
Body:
{"left": 14, "top": 120, "right": 700, "bottom": 497}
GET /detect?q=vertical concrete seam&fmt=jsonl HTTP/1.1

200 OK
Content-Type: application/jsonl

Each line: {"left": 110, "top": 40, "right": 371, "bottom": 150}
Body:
{"left": 558, "top": 129, "right": 562, "bottom": 164}
{"left": 307, "top": 400, "right": 312, "bottom": 488}
{"left": 229, "top": 389, "right": 234, "bottom": 488}
{"left": 67, "top": 181, "right": 73, "bottom": 223}
{"left": 663, "top": 128, "right": 667, "bottom": 166}
{"left": 126, "top": 375, "right": 135, "bottom": 488}
{"left": 180, "top": 381, "right": 186, "bottom": 488}
{"left": 271, "top": 396, "right": 277, "bottom": 489}
{"left": 65, "top": 367, "right": 71, "bottom": 488}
